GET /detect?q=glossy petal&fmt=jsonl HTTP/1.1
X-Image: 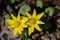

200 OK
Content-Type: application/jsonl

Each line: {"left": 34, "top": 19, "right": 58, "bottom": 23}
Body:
{"left": 21, "top": 17, "right": 28, "bottom": 24}
{"left": 17, "top": 12, "right": 20, "bottom": 21}
{"left": 32, "top": 9, "right": 36, "bottom": 17}
{"left": 6, "top": 12, "right": 28, "bottom": 36}
{"left": 18, "top": 26, "right": 23, "bottom": 31}
{"left": 8, "top": 26, "right": 15, "bottom": 29}
{"left": 11, "top": 13, "right": 16, "bottom": 20}
{"left": 17, "top": 28, "right": 22, "bottom": 34}
{"left": 21, "top": 24, "right": 27, "bottom": 28}
{"left": 26, "top": 22, "right": 29, "bottom": 25}
{"left": 26, "top": 9, "right": 45, "bottom": 35}
{"left": 6, "top": 19, "right": 14, "bottom": 25}
{"left": 13, "top": 28, "right": 18, "bottom": 36}
{"left": 35, "top": 24, "right": 42, "bottom": 31}
{"left": 26, "top": 12, "right": 31, "bottom": 18}
{"left": 37, "top": 21, "right": 45, "bottom": 24}
{"left": 36, "top": 12, "right": 44, "bottom": 20}
{"left": 28, "top": 27, "right": 34, "bottom": 35}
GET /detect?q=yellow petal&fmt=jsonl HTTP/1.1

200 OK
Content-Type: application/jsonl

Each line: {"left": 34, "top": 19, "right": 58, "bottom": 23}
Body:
{"left": 26, "top": 22, "right": 34, "bottom": 27}
{"left": 26, "top": 22, "right": 29, "bottom": 25}
{"left": 37, "top": 21, "right": 45, "bottom": 24}
{"left": 10, "top": 13, "right": 16, "bottom": 20}
{"left": 36, "top": 12, "right": 44, "bottom": 20}
{"left": 32, "top": 9, "right": 36, "bottom": 17}
{"left": 17, "top": 28, "right": 22, "bottom": 35}
{"left": 8, "top": 26, "right": 15, "bottom": 29}
{"left": 35, "top": 24, "right": 42, "bottom": 31}
{"left": 28, "top": 27, "right": 34, "bottom": 35}
{"left": 13, "top": 28, "right": 18, "bottom": 36}
{"left": 21, "top": 24, "right": 27, "bottom": 28}
{"left": 26, "top": 12, "right": 31, "bottom": 18}
{"left": 21, "top": 17, "right": 28, "bottom": 24}
{"left": 17, "top": 12, "right": 20, "bottom": 21}
{"left": 19, "top": 26, "right": 23, "bottom": 31}
{"left": 5, "top": 19, "right": 14, "bottom": 25}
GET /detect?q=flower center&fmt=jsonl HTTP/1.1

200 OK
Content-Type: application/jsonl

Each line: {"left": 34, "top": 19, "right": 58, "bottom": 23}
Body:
{"left": 29, "top": 18, "right": 36, "bottom": 25}
{"left": 14, "top": 21, "right": 20, "bottom": 27}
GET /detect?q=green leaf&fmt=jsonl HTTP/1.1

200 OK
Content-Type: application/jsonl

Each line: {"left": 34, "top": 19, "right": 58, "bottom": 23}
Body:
{"left": 19, "top": 4, "right": 31, "bottom": 16}
{"left": 23, "top": 29, "right": 28, "bottom": 39}
{"left": 16, "top": 0, "right": 21, "bottom": 2}
{"left": 45, "top": 7, "right": 55, "bottom": 16}
{"left": 4, "top": 14, "right": 10, "bottom": 19}
{"left": 10, "top": 0, "right": 16, "bottom": 4}
{"left": 36, "top": 0, "right": 43, "bottom": 8}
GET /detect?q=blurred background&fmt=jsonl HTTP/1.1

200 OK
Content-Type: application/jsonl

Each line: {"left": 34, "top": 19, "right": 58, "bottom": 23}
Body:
{"left": 0, "top": 0, "right": 60, "bottom": 40}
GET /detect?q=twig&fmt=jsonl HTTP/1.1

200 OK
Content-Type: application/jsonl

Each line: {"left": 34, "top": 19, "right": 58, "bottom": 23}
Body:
{"left": 7, "top": 5, "right": 15, "bottom": 14}
{"left": 15, "top": 0, "right": 26, "bottom": 9}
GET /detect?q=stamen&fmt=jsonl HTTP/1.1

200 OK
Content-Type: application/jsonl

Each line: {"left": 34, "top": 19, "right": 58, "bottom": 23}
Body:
{"left": 29, "top": 18, "right": 36, "bottom": 25}
{"left": 14, "top": 21, "right": 20, "bottom": 27}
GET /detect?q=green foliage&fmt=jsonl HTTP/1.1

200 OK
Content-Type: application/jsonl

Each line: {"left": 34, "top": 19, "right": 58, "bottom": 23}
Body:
{"left": 10, "top": 0, "right": 16, "bottom": 4}
{"left": 16, "top": 0, "right": 22, "bottom": 2}
{"left": 23, "top": 29, "right": 32, "bottom": 40}
{"left": 10, "top": 0, "right": 22, "bottom": 4}
{"left": 23, "top": 29, "right": 28, "bottom": 40}
{"left": 45, "top": 7, "right": 55, "bottom": 16}
{"left": 19, "top": 4, "right": 31, "bottom": 16}
{"left": 36, "top": 0, "right": 43, "bottom": 8}
{"left": 4, "top": 14, "right": 10, "bottom": 19}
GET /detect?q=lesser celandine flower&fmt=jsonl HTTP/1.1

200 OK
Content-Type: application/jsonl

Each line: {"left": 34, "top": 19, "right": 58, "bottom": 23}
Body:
{"left": 6, "top": 12, "right": 28, "bottom": 36}
{"left": 26, "top": 9, "right": 45, "bottom": 35}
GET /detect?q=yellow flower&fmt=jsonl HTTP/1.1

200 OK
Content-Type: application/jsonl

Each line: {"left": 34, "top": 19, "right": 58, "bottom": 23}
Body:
{"left": 26, "top": 9, "right": 45, "bottom": 35}
{"left": 6, "top": 12, "right": 28, "bottom": 36}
